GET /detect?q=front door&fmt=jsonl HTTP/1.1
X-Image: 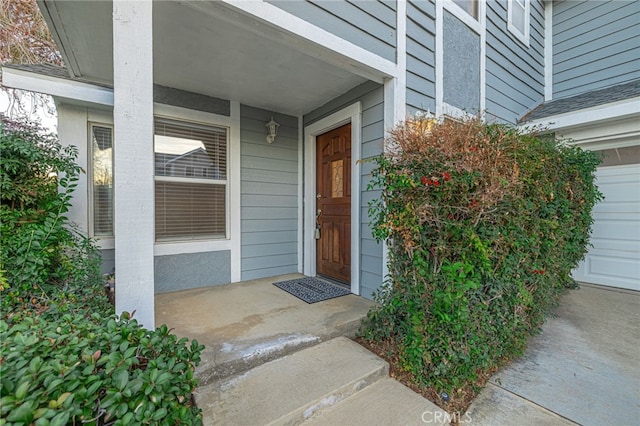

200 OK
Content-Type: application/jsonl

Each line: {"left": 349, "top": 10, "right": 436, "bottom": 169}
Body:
{"left": 316, "top": 123, "right": 351, "bottom": 284}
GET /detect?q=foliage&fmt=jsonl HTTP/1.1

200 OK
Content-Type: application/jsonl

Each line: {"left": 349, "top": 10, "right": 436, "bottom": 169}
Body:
{"left": 0, "top": 313, "right": 204, "bottom": 426}
{"left": 1, "top": 0, "right": 61, "bottom": 120}
{"left": 0, "top": 118, "right": 89, "bottom": 311}
{"left": 0, "top": 0, "right": 62, "bottom": 66}
{"left": 360, "top": 117, "right": 601, "bottom": 394}
{"left": 0, "top": 119, "right": 205, "bottom": 424}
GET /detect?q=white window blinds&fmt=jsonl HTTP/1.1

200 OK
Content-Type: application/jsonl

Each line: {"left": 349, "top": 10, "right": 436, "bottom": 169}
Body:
{"left": 154, "top": 118, "right": 228, "bottom": 241}
{"left": 91, "top": 125, "right": 113, "bottom": 237}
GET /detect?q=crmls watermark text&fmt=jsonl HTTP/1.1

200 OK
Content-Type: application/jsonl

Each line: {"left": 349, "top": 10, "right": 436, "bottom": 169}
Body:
{"left": 422, "top": 410, "right": 472, "bottom": 424}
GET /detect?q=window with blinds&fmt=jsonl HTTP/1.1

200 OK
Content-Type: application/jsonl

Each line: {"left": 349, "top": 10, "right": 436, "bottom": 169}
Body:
{"left": 154, "top": 118, "right": 228, "bottom": 241}
{"left": 91, "top": 124, "right": 113, "bottom": 237}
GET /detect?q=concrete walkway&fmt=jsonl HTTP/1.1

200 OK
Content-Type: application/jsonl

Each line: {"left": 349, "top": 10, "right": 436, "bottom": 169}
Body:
{"left": 156, "top": 277, "right": 640, "bottom": 425}
{"left": 465, "top": 284, "right": 640, "bottom": 425}
{"left": 155, "top": 274, "right": 448, "bottom": 425}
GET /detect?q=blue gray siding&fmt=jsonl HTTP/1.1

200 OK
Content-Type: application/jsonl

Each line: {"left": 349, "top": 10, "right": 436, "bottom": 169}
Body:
{"left": 406, "top": 0, "right": 436, "bottom": 114}
{"left": 155, "top": 251, "right": 231, "bottom": 293}
{"left": 266, "top": 0, "right": 397, "bottom": 62}
{"left": 486, "top": 0, "right": 545, "bottom": 123}
{"left": 444, "top": 10, "right": 481, "bottom": 114}
{"left": 305, "top": 81, "right": 385, "bottom": 299}
{"left": 100, "top": 249, "right": 115, "bottom": 275}
{"left": 553, "top": 0, "right": 640, "bottom": 99}
{"left": 241, "top": 106, "right": 299, "bottom": 281}
{"left": 154, "top": 85, "right": 230, "bottom": 116}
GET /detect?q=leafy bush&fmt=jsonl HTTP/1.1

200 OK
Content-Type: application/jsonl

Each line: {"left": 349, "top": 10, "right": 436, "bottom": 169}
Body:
{"left": 360, "top": 117, "right": 601, "bottom": 394}
{"left": 0, "top": 313, "right": 203, "bottom": 426}
{"left": 0, "top": 119, "right": 205, "bottom": 425}
{"left": 0, "top": 118, "right": 95, "bottom": 312}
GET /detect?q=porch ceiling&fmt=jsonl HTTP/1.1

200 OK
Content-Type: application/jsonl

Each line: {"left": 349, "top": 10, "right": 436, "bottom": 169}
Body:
{"left": 41, "top": 0, "right": 370, "bottom": 115}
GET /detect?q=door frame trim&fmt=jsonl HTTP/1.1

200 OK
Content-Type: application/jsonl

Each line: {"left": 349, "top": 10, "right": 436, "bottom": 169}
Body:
{"left": 303, "top": 103, "right": 361, "bottom": 295}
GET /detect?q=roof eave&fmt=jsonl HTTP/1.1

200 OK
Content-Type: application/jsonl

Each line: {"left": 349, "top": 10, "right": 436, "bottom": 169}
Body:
{"left": 518, "top": 97, "right": 640, "bottom": 132}
{"left": 36, "top": 0, "right": 81, "bottom": 78}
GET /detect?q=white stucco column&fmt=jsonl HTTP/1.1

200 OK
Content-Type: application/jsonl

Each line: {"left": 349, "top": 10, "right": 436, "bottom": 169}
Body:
{"left": 113, "top": 0, "right": 155, "bottom": 328}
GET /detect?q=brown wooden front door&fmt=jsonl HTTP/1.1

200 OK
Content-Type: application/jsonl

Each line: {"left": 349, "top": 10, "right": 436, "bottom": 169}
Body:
{"left": 316, "top": 123, "right": 351, "bottom": 284}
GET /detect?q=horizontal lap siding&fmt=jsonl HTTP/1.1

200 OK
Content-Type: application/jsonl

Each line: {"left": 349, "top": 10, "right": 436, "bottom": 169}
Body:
{"left": 553, "top": 0, "right": 640, "bottom": 98}
{"left": 486, "top": 0, "right": 545, "bottom": 123}
{"left": 241, "top": 105, "right": 299, "bottom": 280}
{"left": 359, "top": 88, "right": 385, "bottom": 298}
{"left": 304, "top": 82, "right": 385, "bottom": 299}
{"left": 266, "top": 0, "right": 397, "bottom": 62}
{"left": 406, "top": 0, "right": 436, "bottom": 114}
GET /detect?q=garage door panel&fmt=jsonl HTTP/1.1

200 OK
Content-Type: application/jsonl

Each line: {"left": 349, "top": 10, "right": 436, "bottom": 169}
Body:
{"left": 590, "top": 219, "right": 640, "bottom": 241}
{"left": 575, "top": 254, "right": 640, "bottom": 290}
{"left": 593, "top": 202, "right": 640, "bottom": 214}
{"left": 573, "top": 163, "right": 640, "bottom": 291}
{"left": 588, "top": 237, "right": 640, "bottom": 253}
{"left": 594, "top": 183, "right": 640, "bottom": 203}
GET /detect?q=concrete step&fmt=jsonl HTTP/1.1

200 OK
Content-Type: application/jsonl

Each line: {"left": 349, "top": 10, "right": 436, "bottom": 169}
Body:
{"left": 156, "top": 275, "right": 374, "bottom": 387}
{"left": 303, "top": 377, "right": 449, "bottom": 426}
{"left": 196, "top": 337, "right": 389, "bottom": 426}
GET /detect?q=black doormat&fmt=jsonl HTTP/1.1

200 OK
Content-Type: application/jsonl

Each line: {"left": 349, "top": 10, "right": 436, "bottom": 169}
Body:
{"left": 273, "top": 277, "right": 351, "bottom": 304}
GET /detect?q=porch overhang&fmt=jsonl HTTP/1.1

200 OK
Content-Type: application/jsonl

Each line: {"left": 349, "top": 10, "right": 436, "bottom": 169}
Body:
{"left": 36, "top": 0, "right": 396, "bottom": 116}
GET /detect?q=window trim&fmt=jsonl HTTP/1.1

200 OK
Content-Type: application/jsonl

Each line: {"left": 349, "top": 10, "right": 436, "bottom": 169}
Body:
{"left": 437, "top": 0, "right": 486, "bottom": 117}
{"left": 443, "top": 0, "right": 481, "bottom": 33}
{"left": 88, "top": 122, "right": 115, "bottom": 244}
{"left": 153, "top": 115, "right": 230, "bottom": 244}
{"left": 508, "top": 0, "right": 531, "bottom": 47}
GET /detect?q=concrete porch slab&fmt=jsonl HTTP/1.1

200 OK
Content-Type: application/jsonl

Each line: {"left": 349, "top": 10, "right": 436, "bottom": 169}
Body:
{"left": 155, "top": 274, "right": 375, "bottom": 386}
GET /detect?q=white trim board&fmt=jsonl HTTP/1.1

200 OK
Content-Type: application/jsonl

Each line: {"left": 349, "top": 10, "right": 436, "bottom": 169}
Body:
{"left": 229, "top": 101, "right": 242, "bottom": 282}
{"left": 544, "top": 0, "right": 553, "bottom": 101}
{"left": 522, "top": 98, "right": 640, "bottom": 132}
{"left": 2, "top": 66, "right": 113, "bottom": 106}
{"left": 303, "top": 103, "right": 362, "bottom": 295}
{"left": 436, "top": 0, "right": 486, "bottom": 117}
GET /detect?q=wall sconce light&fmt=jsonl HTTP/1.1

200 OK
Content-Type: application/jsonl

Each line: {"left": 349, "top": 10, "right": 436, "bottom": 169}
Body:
{"left": 411, "top": 109, "right": 437, "bottom": 134}
{"left": 266, "top": 116, "right": 280, "bottom": 144}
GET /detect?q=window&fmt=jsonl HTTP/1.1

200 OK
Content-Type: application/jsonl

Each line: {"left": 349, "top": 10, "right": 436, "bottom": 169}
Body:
{"left": 452, "top": 0, "right": 478, "bottom": 19}
{"left": 508, "top": 0, "right": 530, "bottom": 45}
{"left": 154, "top": 118, "right": 227, "bottom": 242}
{"left": 91, "top": 124, "right": 113, "bottom": 237}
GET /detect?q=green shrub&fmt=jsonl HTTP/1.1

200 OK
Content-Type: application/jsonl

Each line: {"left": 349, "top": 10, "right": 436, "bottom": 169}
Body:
{"left": 360, "top": 117, "right": 601, "bottom": 393}
{"left": 0, "top": 119, "right": 205, "bottom": 424}
{"left": 0, "top": 313, "right": 204, "bottom": 426}
{"left": 0, "top": 118, "right": 96, "bottom": 312}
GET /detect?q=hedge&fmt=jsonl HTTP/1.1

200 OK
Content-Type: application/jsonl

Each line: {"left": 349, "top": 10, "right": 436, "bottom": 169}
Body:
{"left": 360, "top": 117, "right": 601, "bottom": 394}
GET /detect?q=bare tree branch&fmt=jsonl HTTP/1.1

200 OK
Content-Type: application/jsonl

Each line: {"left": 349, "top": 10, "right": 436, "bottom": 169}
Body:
{"left": 1, "top": 0, "right": 62, "bottom": 121}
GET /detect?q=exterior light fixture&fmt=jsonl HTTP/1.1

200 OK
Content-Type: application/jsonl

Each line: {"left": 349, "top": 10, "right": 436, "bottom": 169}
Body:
{"left": 412, "top": 109, "right": 437, "bottom": 133}
{"left": 266, "top": 116, "right": 280, "bottom": 144}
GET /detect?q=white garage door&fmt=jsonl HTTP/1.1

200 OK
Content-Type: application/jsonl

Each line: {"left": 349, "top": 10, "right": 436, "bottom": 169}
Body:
{"left": 573, "top": 164, "right": 640, "bottom": 290}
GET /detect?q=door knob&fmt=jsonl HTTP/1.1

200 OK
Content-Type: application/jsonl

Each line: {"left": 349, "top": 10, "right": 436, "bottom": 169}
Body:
{"left": 316, "top": 193, "right": 322, "bottom": 199}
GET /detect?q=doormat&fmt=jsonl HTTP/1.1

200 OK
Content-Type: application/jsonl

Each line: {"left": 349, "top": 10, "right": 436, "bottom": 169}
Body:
{"left": 273, "top": 277, "right": 351, "bottom": 304}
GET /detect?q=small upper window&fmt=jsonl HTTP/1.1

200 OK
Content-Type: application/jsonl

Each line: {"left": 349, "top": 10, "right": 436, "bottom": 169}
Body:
{"left": 508, "top": 0, "right": 530, "bottom": 46}
{"left": 452, "top": 0, "right": 478, "bottom": 19}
